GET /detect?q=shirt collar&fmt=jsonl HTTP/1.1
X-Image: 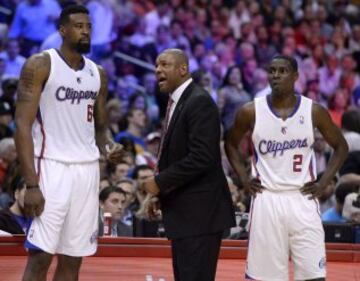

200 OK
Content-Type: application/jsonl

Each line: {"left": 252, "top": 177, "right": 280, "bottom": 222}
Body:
{"left": 171, "top": 78, "right": 193, "bottom": 104}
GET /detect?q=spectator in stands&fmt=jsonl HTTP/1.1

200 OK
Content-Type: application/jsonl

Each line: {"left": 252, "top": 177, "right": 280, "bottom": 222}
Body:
{"left": 144, "top": 0, "right": 171, "bottom": 37}
{"left": 106, "top": 98, "right": 123, "bottom": 139}
{"left": 255, "top": 25, "right": 277, "bottom": 68}
{"left": 342, "top": 190, "right": 360, "bottom": 223}
{"left": 8, "top": 0, "right": 61, "bottom": 57}
{"left": 117, "top": 178, "right": 137, "bottom": 227}
{"left": 86, "top": 0, "right": 115, "bottom": 62}
{"left": 132, "top": 165, "right": 154, "bottom": 208}
{"left": 228, "top": 0, "right": 250, "bottom": 40}
{"left": 129, "top": 18, "right": 154, "bottom": 49}
{"left": 318, "top": 53, "right": 341, "bottom": 100}
{"left": 107, "top": 161, "right": 130, "bottom": 185}
{"left": 115, "top": 108, "right": 147, "bottom": 150}
{"left": 0, "top": 78, "right": 18, "bottom": 115}
{"left": 313, "top": 130, "right": 331, "bottom": 175}
{"left": 0, "top": 102, "right": 13, "bottom": 138}
{"left": 0, "top": 39, "right": 25, "bottom": 78}
{"left": 0, "top": 178, "right": 31, "bottom": 235}
{"left": 218, "top": 66, "right": 251, "bottom": 130}
{"left": 98, "top": 186, "right": 132, "bottom": 237}
{"left": 341, "top": 109, "right": 360, "bottom": 152}
{"left": 318, "top": 172, "right": 337, "bottom": 214}
{"left": 0, "top": 137, "right": 16, "bottom": 189}
{"left": 328, "top": 88, "right": 349, "bottom": 128}
{"left": 141, "top": 72, "right": 160, "bottom": 124}
{"left": 322, "top": 182, "right": 359, "bottom": 222}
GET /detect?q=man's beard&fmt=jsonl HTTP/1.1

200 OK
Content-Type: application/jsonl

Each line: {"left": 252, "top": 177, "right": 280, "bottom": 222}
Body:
{"left": 75, "top": 42, "right": 91, "bottom": 54}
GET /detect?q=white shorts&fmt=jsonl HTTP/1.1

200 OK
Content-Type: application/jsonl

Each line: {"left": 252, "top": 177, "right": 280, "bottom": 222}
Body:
{"left": 25, "top": 158, "right": 100, "bottom": 257}
{"left": 246, "top": 190, "right": 326, "bottom": 281}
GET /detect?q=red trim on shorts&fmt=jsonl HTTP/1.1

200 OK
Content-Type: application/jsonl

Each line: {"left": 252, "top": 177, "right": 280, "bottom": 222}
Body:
{"left": 36, "top": 110, "right": 46, "bottom": 177}
{"left": 250, "top": 142, "right": 261, "bottom": 180}
{"left": 308, "top": 158, "right": 315, "bottom": 182}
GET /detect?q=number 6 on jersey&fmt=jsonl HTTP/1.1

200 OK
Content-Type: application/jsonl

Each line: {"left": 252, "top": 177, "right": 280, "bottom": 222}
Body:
{"left": 87, "top": 104, "right": 94, "bottom": 122}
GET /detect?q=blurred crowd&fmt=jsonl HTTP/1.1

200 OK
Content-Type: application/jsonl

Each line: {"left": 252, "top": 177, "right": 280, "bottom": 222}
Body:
{"left": 0, "top": 0, "right": 360, "bottom": 238}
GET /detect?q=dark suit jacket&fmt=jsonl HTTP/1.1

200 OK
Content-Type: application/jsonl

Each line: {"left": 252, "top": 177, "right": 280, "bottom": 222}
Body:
{"left": 155, "top": 82, "right": 236, "bottom": 240}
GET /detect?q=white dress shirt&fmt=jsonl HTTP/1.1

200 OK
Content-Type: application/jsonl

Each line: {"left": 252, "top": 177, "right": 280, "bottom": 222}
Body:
{"left": 168, "top": 78, "right": 193, "bottom": 126}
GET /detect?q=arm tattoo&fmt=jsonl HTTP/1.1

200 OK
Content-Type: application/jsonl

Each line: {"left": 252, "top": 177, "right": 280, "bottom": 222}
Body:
{"left": 17, "top": 55, "right": 48, "bottom": 103}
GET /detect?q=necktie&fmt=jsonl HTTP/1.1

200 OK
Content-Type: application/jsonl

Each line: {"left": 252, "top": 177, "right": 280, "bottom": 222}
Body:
{"left": 155, "top": 96, "right": 174, "bottom": 172}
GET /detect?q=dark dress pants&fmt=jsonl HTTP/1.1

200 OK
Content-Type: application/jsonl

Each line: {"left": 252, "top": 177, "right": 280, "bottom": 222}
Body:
{"left": 171, "top": 231, "right": 223, "bottom": 281}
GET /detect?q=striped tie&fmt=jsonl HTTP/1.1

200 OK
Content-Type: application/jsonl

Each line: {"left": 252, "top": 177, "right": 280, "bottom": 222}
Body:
{"left": 155, "top": 96, "right": 174, "bottom": 173}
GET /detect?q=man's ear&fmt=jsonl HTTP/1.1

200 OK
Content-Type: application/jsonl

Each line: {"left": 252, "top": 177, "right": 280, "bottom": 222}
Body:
{"left": 180, "top": 63, "right": 188, "bottom": 76}
{"left": 58, "top": 25, "right": 66, "bottom": 38}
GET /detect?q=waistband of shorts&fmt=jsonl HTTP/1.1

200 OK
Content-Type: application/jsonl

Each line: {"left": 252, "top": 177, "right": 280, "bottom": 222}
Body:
{"left": 263, "top": 188, "right": 301, "bottom": 195}
{"left": 35, "top": 157, "right": 99, "bottom": 165}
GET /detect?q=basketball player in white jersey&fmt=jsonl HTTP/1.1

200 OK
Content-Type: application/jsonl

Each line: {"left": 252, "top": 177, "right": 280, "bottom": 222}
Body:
{"left": 225, "top": 55, "right": 348, "bottom": 281}
{"left": 14, "top": 5, "right": 123, "bottom": 281}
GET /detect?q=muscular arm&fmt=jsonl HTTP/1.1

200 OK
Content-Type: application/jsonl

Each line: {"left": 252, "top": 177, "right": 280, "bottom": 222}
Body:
{"left": 94, "top": 66, "right": 114, "bottom": 155}
{"left": 313, "top": 104, "right": 349, "bottom": 187}
{"left": 224, "top": 102, "right": 255, "bottom": 188}
{"left": 14, "top": 53, "right": 50, "bottom": 186}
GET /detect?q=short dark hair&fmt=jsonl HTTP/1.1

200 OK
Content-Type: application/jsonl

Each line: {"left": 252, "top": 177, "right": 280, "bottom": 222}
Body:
{"left": 132, "top": 165, "right": 152, "bottom": 179}
{"left": 335, "top": 182, "right": 359, "bottom": 205}
{"left": 272, "top": 54, "right": 298, "bottom": 72}
{"left": 341, "top": 110, "right": 360, "bottom": 134}
{"left": 99, "top": 186, "right": 126, "bottom": 202}
{"left": 106, "top": 161, "right": 129, "bottom": 176}
{"left": 59, "top": 4, "right": 89, "bottom": 27}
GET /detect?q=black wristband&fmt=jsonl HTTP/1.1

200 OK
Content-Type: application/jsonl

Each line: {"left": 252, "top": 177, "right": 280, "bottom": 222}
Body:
{"left": 26, "top": 184, "right": 40, "bottom": 189}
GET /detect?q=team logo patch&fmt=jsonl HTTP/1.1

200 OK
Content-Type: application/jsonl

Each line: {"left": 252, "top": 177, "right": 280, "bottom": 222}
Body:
{"left": 90, "top": 229, "right": 98, "bottom": 244}
{"left": 281, "top": 127, "right": 287, "bottom": 134}
{"left": 319, "top": 257, "right": 326, "bottom": 269}
{"left": 300, "top": 115, "right": 304, "bottom": 124}
{"left": 77, "top": 77, "right": 82, "bottom": 84}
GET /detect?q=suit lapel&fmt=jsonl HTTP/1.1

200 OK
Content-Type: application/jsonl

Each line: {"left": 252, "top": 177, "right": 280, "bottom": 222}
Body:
{"left": 162, "top": 82, "right": 195, "bottom": 150}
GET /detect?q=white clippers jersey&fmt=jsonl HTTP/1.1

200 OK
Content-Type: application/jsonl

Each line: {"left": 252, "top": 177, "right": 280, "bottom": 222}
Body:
{"left": 32, "top": 49, "right": 101, "bottom": 163}
{"left": 251, "top": 95, "right": 316, "bottom": 191}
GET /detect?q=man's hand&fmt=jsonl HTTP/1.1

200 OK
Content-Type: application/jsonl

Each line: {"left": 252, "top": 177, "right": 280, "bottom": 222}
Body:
{"left": 105, "top": 143, "right": 124, "bottom": 163}
{"left": 24, "top": 188, "right": 45, "bottom": 218}
{"left": 142, "top": 177, "right": 160, "bottom": 196}
{"left": 244, "top": 179, "right": 265, "bottom": 197}
{"left": 141, "top": 194, "right": 161, "bottom": 221}
{"left": 301, "top": 181, "right": 323, "bottom": 199}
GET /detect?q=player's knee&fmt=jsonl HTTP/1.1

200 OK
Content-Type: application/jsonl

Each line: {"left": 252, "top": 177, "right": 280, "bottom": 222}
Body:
{"left": 29, "top": 250, "right": 52, "bottom": 269}
{"left": 25, "top": 250, "right": 53, "bottom": 277}
{"left": 57, "top": 255, "right": 82, "bottom": 274}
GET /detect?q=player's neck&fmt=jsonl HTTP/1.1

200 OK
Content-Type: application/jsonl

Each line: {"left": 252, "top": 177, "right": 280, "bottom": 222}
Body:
{"left": 271, "top": 92, "right": 297, "bottom": 108}
{"left": 10, "top": 202, "right": 22, "bottom": 216}
{"left": 59, "top": 45, "right": 84, "bottom": 71}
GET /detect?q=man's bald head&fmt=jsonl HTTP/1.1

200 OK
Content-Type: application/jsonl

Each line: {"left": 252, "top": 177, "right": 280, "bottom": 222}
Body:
{"left": 155, "top": 48, "right": 191, "bottom": 93}
{"left": 161, "top": 48, "right": 189, "bottom": 68}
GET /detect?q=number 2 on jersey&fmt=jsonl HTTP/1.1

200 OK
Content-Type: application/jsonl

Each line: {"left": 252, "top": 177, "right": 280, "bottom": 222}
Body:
{"left": 293, "top": 154, "right": 303, "bottom": 172}
{"left": 87, "top": 104, "right": 94, "bottom": 122}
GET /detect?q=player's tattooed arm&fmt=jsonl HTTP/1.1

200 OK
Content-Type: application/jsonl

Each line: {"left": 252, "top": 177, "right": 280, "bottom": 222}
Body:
{"left": 15, "top": 53, "right": 50, "bottom": 217}
{"left": 95, "top": 66, "right": 123, "bottom": 163}
{"left": 15, "top": 53, "right": 50, "bottom": 187}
